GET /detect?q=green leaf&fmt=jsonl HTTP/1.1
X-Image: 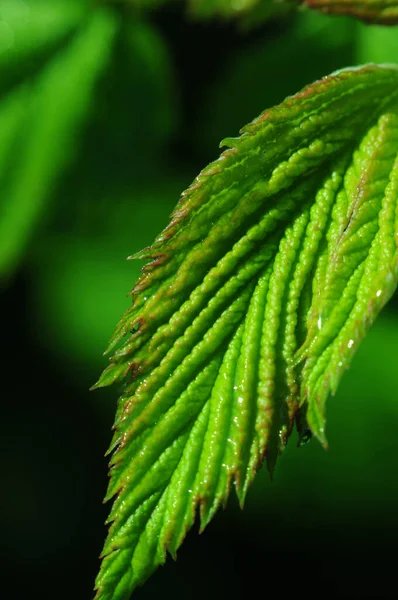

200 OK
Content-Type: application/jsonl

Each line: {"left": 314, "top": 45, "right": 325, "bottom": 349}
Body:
{"left": 295, "top": 0, "right": 398, "bottom": 24}
{"left": 115, "top": 19, "right": 177, "bottom": 156}
{"left": 0, "top": 8, "right": 118, "bottom": 278}
{"left": 0, "top": 0, "right": 86, "bottom": 95}
{"left": 95, "top": 64, "right": 398, "bottom": 599}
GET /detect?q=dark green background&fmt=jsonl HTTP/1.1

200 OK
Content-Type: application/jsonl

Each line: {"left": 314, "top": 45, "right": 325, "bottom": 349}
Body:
{"left": 1, "top": 1, "right": 398, "bottom": 598}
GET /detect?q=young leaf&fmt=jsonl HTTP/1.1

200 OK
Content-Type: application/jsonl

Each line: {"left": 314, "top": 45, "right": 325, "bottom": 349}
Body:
{"left": 295, "top": 0, "right": 398, "bottom": 24}
{"left": 95, "top": 64, "right": 398, "bottom": 599}
{"left": 0, "top": 8, "right": 117, "bottom": 278}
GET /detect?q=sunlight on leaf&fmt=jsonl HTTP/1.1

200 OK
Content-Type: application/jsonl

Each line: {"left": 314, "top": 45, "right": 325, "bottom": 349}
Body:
{"left": 94, "top": 64, "right": 398, "bottom": 600}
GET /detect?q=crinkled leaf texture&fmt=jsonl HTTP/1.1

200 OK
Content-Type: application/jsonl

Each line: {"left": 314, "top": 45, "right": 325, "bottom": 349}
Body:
{"left": 95, "top": 64, "right": 398, "bottom": 600}
{"left": 296, "top": 0, "right": 398, "bottom": 24}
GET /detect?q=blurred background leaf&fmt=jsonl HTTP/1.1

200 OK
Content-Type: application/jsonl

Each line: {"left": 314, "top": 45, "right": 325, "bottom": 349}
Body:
{"left": 112, "top": 0, "right": 292, "bottom": 24}
{"left": 194, "top": 12, "right": 355, "bottom": 156}
{"left": 187, "top": 0, "right": 292, "bottom": 23}
{"left": 355, "top": 21, "right": 398, "bottom": 62}
{"left": 0, "top": 3, "right": 117, "bottom": 279}
{"left": 1, "top": 2, "right": 398, "bottom": 599}
{"left": 0, "top": 0, "right": 86, "bottom": 94}
{"left": 295, "top": 0, "right": 398, "bottom": 25}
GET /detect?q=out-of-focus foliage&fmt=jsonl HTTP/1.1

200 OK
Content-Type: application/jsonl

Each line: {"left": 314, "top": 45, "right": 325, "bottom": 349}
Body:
{"left": 296, "top": 0, "right": 398, "bottom": 24}
{"left": 33, "top": 175, "right": 187, "bottom": 366}
{"left": 195, "top": 12, "right": 355, "bottom": 154}
{"left": 355, "top": 21, "right": 398, "bottom": 62}
{"left": 115, "top": 0, "right": 292, "bottom": 25}
{"left": 0, "top": 1, "right": 117, "bottom": 277}
{"left": 186, "top": 0, "right": 292, "bottom": 23}
{"left": 112, "top": 0, "right": 398, "bottom": 24}
{"left": 0, "top": 1, "right": 178, "bottom": 280}
{"left": 0, "top": 0, "right": 85, "bottom": 91}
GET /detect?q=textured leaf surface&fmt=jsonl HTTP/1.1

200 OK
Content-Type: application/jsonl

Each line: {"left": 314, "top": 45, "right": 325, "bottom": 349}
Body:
{"left": 296, "top": 0, "right": 398, "bottom": 23}
{"left": 95, "top": 64, "right": 398, "bottom": 599}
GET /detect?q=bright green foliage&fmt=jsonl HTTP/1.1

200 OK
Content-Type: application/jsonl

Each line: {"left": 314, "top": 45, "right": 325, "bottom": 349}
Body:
{"left": 296, "top": 0, "right": 398, "bottom": 24}
{"left": 0, "top": 0, "right": 85, "bottom": 91}
{"left": 0, "top": 7, "right": 117, "bottom": 277}
{"left": 94, "top": 64, "right": 398, "bottom": 599}
{"left": 356, "top": 23, "right": 398, "bottom": 63}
